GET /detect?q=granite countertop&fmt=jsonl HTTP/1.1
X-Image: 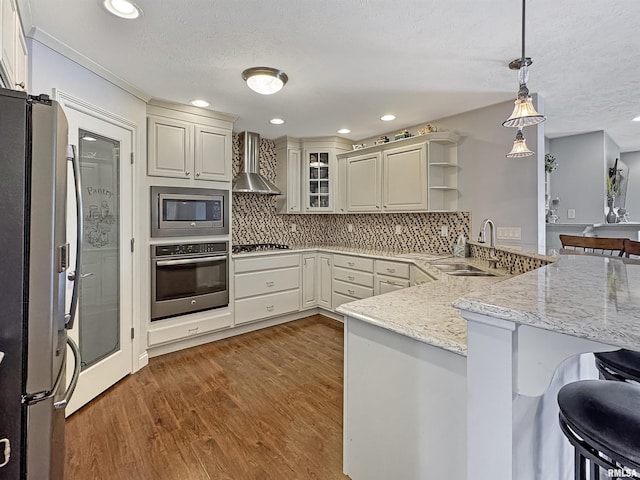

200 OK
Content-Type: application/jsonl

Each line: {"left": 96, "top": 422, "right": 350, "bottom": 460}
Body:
{"left": 336, "top": 256, "right": 510, "bottom": 356}
{"left": 454, "top": 254, "right": 640, "bottom": 351}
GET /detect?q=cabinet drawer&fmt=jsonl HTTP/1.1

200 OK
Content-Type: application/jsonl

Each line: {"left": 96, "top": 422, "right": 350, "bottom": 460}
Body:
{"left": 235, "top": 267, "right": 300, "bottom": 299}
{"left": 375, "top": 276, "right": 410, "bottom": 295}
{"left": 375, "top": 260, "right": 410, "bottom": 279}
{"left": 333, "top": 254, "right": 374, "bottom": 272}
{"left": 234, "top": 253, "right": 299, "bottom": 273}
{"left": 333, "top": 279, "right": 373, "bottom": 300}
{"left": 333, "top": 266, "right": 374, "bottom": 288}
{"left": 148, "top": 313, "right": 232, "bottom": 346}
{"left": 235, "top": 289, "right": 300, "bottom": 325}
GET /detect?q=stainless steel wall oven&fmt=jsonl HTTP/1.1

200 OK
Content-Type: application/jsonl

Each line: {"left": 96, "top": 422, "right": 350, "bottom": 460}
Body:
{"left": 151, "top": 241, "right": 229, "bottom": 320}
{"left": 151, "top": 186, "right": 229, "bottom": 237}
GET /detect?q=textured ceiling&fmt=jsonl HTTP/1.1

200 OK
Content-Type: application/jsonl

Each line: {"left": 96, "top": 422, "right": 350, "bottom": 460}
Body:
{"left": 18, "top": 0, "right": 640, "bottom": 151}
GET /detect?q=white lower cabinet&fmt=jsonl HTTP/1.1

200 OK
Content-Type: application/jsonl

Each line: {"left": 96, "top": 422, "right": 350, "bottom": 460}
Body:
{"left": 332, "top": 254, "right": 375, "bottom": 310}
{"left": 234, "top": 254, "right": 301, "bottom": 325}
{"left": 302, "top": 253, "right": 317, "bottom": 309}
{"left": 318, "top": 253, "right": 332, "bottom": 309}
{"left": 235, "top": 290, "right": 301, "bottom": 325}
{"left": 374, "top": 259, "right": 411, "bottom": 295}
{"left": 148, "top": 313, "right": 232, "bottom": 347}
{"left": 410, "top": 265, "right": 436, "bottom": 286}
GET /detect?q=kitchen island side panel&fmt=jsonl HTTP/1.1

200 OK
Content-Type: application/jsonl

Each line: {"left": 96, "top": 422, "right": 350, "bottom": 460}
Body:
{"left": 343, "top": 315, "right": 466, "bottom": 480}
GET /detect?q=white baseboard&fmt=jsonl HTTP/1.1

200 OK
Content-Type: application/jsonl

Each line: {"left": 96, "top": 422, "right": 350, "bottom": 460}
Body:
{"left": 147, "top": 309, "right": 336, "bottom": 358}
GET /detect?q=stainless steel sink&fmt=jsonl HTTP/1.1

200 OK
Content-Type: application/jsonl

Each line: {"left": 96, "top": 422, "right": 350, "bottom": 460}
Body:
{"left": 430, "top": 263, "right": 496, "bottom": 277}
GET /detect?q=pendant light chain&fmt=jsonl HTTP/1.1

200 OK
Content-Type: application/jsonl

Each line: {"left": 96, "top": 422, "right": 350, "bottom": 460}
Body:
{"left": 521, "top": 0, "right": 526, "bottom": 67}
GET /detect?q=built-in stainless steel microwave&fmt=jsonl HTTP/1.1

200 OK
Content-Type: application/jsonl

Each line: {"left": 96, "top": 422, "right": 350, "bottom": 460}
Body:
{"left": 151, "top": 186, "right": 229, "bottom": 237}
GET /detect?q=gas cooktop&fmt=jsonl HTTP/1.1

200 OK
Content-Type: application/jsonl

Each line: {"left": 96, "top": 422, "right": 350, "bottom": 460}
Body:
{"left": 232, "top": 243, "right": 290, "bottom": 254}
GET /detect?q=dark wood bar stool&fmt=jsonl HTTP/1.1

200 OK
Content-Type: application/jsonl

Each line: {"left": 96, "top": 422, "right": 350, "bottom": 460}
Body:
{"left": 624, "top": 239, "right": 640, "bottom": 258}
{"left": 558, "top": 380, "right": 640, "bottom": 479}
{"left": 559, "top": 235, "right": 626, "bottom": 256}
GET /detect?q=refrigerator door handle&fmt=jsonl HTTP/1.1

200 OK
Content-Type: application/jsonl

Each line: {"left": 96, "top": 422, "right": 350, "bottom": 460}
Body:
{"left": 54, "top": 337, "right": 81, "bottom": 410}
{"left": 65, "top": 145, "right": 83, "bottom": 330}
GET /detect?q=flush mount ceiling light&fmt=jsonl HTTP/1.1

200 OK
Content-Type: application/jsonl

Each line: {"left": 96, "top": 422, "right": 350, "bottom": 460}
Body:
{"left": 270, "top": 118, "right": 285, "bottom": 125}
{"left": 190, "top": 99, "right": 210, "bottom": 108}
{"left": 101, "top": 0, "right": 142, "bottom": 19}
{"left": 506, "top": 128, "right": 534, "bottom": 158}
{"left": 242, "top": 67, "right": 288, "bottom": 95}
{"left": 633, "top": 116, "right": 640, "bottom": 122}
{"left": 338, "top": 128, "right": 351, "bottom": 134}
{"left": 502, "top": 0, "right": 545, "bottom": 128}
{"left": 381, "top": 114, "right": 396, "bottom": 121}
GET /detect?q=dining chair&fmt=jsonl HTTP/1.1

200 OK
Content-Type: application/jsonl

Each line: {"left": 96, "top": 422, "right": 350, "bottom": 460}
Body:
{"left": 623, "top": 238, "right": 640, "bottom": 258}
{"left": 559, "top": 235, "right": 625, "bottom": 256}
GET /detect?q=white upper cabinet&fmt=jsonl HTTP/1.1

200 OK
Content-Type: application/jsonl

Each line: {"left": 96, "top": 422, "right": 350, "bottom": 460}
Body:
{"left": 382, "top": 142, "right": 428, "bottom": 211}
{"left": 147, "top": 115, "right": 192, "bottom": 178}
{"left": 146, "top": 100, "right": 235, "bottom": 182}
{"left": 275, "top": 136, "right": 351, "bottom": 214}
{"left": 194, "top": 124, "right": 232, "bottom": 181}
{"left": 275, "top": 137, "right": 302, "bottom": 213}
{"left": 345, "top": 152, "right": 382, "bottom": 212}
{"left": 338, "top": 132, "right": 459, "bottom": 213}
{"left": 1, "top": 0, "right": 27, "bottom": 91}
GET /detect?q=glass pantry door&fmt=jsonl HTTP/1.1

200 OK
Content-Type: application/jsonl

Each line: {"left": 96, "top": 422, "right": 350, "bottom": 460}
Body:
{"left": 63, "top": 104, "right": 133, "bottom": 415}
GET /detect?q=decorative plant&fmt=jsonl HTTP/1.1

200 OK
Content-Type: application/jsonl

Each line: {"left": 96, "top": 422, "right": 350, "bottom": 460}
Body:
{"left": 544, "top": 153, "right": 557, "bottom": 173}
{"left": 607, "top": 158, "right": 623, "bottom": 199}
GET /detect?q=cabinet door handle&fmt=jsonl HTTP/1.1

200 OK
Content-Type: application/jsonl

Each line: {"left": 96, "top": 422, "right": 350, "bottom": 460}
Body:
{"left": 266, "top": 281, "right": 275, "bottom": 287}
{"left": 386, "top": 268, "right": 396, "bottom": 273}
{"left": 185, "top": 171, "right": 191, "bottom": 176}
{"left": 15, "top": 82, "right": 25, "bottom": 89}
{"left": 347, "top": 261, "right": 355, "bottom": 267}
{"left": 348, "top": 275, "right": 355, "bottom": 281}
{"left": 376, "top": 205, "right": 380, "bottom": 209}
{"left": 347, "top": 289, "right": 355, "bottom": 295}
{"left": 266, "top": 305, "right": 275, "bottom": 312}
{"left": 196, "top": 172, "right": 201, "bottom": 177}
{"left": 385, "top": 280, "right": 397, "bottom": 286}
{"left": 187, "top": 327, "right": 199, "bottom": 334}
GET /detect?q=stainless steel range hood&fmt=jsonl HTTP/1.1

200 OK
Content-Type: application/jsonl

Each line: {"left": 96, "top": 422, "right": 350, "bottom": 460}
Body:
{"left": 232, "top": 131, "right": 281, "bottom": 195}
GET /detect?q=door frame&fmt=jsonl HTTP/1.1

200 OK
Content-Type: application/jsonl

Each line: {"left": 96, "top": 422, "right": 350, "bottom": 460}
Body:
{"left": 53, "top": 89, "right": 145, "bottom": 404}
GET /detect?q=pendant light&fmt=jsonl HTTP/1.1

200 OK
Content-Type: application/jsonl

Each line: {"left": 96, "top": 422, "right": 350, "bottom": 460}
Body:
{"left": 502, "top": 0, "right": 545, "bottom": 128}
{"left": 506, "top": 128, "right": 534, "bottom": 158}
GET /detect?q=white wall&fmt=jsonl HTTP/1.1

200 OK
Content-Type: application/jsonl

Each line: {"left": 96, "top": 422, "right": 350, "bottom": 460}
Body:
{"left": 29, "top": 39, "right": 148, "bottom": 371}
{"left": 548, "top": 131, "right": 606, "bottom": 224}
{"left": 621, "top": 150, "right": 640, "bottom": 219}
{"left": 361, "top": 98, "right": 544, "bottom": 249}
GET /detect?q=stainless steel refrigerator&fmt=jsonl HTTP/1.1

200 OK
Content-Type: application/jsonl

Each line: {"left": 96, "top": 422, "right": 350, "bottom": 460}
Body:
{"left": 0, "top": 87, "right": 82, "bottom": 479}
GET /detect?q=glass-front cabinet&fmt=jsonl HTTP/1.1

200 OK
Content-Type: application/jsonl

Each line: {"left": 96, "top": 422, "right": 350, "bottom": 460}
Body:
{"left": 305, "top": 150, "right": 331, "bottom": 211}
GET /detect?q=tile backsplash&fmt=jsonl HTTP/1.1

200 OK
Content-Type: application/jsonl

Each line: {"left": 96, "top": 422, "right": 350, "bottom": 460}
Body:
{"left": 232, "top": 134, "right": 470, "bottom": 253}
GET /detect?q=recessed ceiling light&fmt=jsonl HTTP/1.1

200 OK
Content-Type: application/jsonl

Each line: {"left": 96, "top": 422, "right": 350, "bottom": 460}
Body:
{"left": 633, "top": 115, "right": 640, "bottom": 122}
{"left": 190, "top": 99, "right": 210, "bottom": 108}
{"left": 381, "top": 114, "right": 396, "bottom": 121}
{"left": 338, "top": 128, "right": 351, "bottom": 134}
{"left": 102, "top": 0, "right": 142, "bottom": 19}
{"left": 242, "top": 67, "right": 288, "bottom": 95}
{"left": 270, "top": 118, "right": 285, "bottom": 125}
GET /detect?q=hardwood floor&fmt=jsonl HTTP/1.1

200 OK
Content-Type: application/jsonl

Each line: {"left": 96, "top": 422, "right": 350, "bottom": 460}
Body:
{"left": 65, "top": 315, "right": 349, "bottom": 480}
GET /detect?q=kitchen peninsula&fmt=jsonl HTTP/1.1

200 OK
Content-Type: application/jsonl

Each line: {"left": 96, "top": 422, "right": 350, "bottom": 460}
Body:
{"left": 338, "top": 251, "right": 640, "bottom": 480}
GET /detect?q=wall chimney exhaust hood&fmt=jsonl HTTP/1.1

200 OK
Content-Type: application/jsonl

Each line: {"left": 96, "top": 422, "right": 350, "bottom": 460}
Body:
{"left": 232, "top": 131, "right": 281, "bottom": 195}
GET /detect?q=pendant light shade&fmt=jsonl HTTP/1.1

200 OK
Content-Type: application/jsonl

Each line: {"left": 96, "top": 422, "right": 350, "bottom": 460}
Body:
{"left": 502, "top": 0, "right": 546, "bottom": 128}
{"left": 242, "top": 67, "right": 288, "bottom": 95}
{"left": 503, "top": 83, "right": 545, "bottom": 128}
{"left": 506, "top": 129, "right": 534, "bottom": 158}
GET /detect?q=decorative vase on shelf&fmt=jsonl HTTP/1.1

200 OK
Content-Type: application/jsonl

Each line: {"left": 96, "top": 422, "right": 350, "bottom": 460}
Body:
{"left": 606, "top": 196, "right": 618, "bottom": 223}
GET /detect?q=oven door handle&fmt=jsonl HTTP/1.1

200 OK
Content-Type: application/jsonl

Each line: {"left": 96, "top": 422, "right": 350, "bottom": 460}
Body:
{"left": 155, "top": 255, "right": 228, "bottom": 267}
